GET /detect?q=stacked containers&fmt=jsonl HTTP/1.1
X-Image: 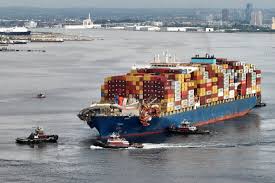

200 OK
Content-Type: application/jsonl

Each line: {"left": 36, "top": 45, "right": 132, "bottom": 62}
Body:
{"left": 174, "top": 81, "right": 181, "bottom": 110}
{"left": 101, "top": 58, "right": 261, "bottom": 113}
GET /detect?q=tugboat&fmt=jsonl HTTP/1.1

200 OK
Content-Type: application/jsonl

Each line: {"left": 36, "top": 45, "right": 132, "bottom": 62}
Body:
{"left": 93, "top": 133, "right": 143, "bottom": 149}
{"left": 16, "top": 127, "right": 58, "bottom": 144}
{"left": 168, "top": 121, "right": 210, "bottom": 135}
{"left": 36, "top": 93, "right": 46, "bottom": 99}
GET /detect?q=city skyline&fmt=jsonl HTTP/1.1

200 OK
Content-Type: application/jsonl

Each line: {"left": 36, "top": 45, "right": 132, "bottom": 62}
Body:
{"left": 1, "top": 0, "right": 275, "bottom": 8}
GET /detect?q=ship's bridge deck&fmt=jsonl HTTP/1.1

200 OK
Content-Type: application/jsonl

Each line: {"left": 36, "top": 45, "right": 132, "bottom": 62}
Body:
{"left": 132, "top": 62, "right": 199, "bottom": 74}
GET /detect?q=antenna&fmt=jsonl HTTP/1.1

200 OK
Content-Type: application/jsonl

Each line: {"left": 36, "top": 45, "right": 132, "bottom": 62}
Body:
{"left": 88, "top": 13, "right": 91, "bottom": 19}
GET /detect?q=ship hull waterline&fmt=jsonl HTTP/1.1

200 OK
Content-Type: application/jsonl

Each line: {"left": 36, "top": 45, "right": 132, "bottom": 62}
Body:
{"left": 0, "top": 31, "right": 31, "bottom": 36}
{"left": 87, "top": 96, "right": 257, "bottom": 139}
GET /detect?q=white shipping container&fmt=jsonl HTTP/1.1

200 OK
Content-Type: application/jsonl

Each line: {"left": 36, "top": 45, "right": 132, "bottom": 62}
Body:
{"left": 206, "top": 91, "right": 212, "bottom": 95}
{"left": 181, "top": 99, "right": 188, "bottom": 108}
{"left": 218, "top": 91, "right": 224, "bottom": 97}
{"left": 188, "top": 98, "right": 195, "bottom": 104}
{"left": 218, "top": 88, "right": 224, "bottom": 93}
{"left": 224, "top": 84, "right": 230, "bottom": 89}
{"left": 175, "top": 98, "right": 181, "bottom": 102}
{"left": 229, "top": 90, "right": 235, "bottom": 98}
{"left": 188, "top": 90, "right": 194, "bottom": 95}
{"left": 174, "top": 105, "right": 181, "bottom": 110}
{"left": 167, "top": 102, "right": 174, "bottom": 107}
{"left": 246, "top": 88, "right": 252, "bottom": 94}
{"left": 256, "top": 74, "right": 261, "bottom": 78}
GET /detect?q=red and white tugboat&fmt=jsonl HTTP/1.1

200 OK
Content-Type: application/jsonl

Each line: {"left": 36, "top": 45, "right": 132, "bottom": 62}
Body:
{"left": 106, "top": 133, "right": 130, "bottom": 148}
{"left": 168, "top": 121, "right": 210, "bottom": 135}
{"left": 93, "top": 133, "right": 143, "bottom": 149}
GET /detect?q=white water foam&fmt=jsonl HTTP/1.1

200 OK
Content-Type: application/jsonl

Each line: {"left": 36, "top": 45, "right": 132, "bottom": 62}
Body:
{"left": 90, "top": 145, "right": 104, "bottom": 149}
{"left": 89, "top": 143, "right": 240, "bottom": 150}
{"left": 140, "top": 143, "right": 206, "bottom": 149}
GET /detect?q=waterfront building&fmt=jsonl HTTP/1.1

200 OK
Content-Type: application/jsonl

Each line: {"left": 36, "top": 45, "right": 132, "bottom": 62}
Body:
{"left": 222, "top": 9, "right": 229, "bottom": 22}
{"left": 205, "top": 28, "right": 214, "bottom": 32}
{"left": 250, "top": 11, "right": 263, "bottom": 26}
{"left": 245, "top": 3, "right": 253, "bottom": 23}
{"left": 24, "top": 21, "right": 37, "bottom": 28}
{"left": 272, "top": 17, "right": 275, "bottom": 30}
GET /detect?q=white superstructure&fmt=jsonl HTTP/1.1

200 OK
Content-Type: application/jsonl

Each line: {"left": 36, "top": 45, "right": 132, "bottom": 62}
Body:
{"left": 0, "top": 27, "right": 30, "bottom": 33}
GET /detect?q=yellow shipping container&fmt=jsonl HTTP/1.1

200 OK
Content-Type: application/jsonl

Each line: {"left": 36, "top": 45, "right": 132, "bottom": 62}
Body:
{"left": 144, "top": 75, "right": 151, "bottom": 81}
{"left": 197, "top": 79, "right": 206, "bottom": 84}
{"left": 211, "top": 77, "right": 218, "bottom": 83}
{"left": 168, "top": 98, "right": 174, "bottom": 103}
{"left": 184, "top": 74, "right": 191, "bottom": 79}
{"left": 252, "top": 85, "right": 257, "bottom": 91}
{"left": 175, "top": 74, "right": 185, "bottom": 80}
{"left": 212, "top": 86, "right": 218, "bottom": 94}
{"left": 223, "top": 64, "right": 229, "bottom": 69}
{"left": 126, "top": 76, "right": 133, "bottom": 81}
{"left": 104, "top": 77, "right": 112, "bottom": 82}
{"left": 181, "top": 83, "right": 188, "bottom": 91}
{"left": 256, "top": 85, "right": 261, "bottom": 93}
{"left": 212, "top": 97, "right": 218, "bottom": 102}
{"left": 188, "top": 81, "right": 195, "bottom": 87}
{"left": 136, "top": 86, "right": 140, "bottom": 90}
{"left": 197, "top": 88, "right": 206, "bottom": 96}
{"left": 130, "top": 69, "right": 137, "bottom": 74}
{"left": 224, "top": 89, "right": 229, "bottom": 96}
{"left": 211, "top": 64, "right": 217, "bottom": 70}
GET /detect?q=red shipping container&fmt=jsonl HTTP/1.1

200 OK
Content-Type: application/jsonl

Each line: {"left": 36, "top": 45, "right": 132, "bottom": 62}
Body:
{"left": 197, "top": 83, "right": 206, "bottom": 88}
{"left": 218, "top": 96, "right": 224, "bottom": 101}
{"left": 200, "top": 96, "right": 206, "bottom": 105}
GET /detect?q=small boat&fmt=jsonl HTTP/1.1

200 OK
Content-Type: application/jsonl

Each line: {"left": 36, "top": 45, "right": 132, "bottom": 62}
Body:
{"left": 93, "top": 133, "right": 143, "bottom": 149}
{"left": 16, "top": 127, "right": 58, "bottom": 144}
{"left": 168, "top": 121, "right": 210, "bottom": 135}
{"left": 36, "top": 93, "right": 46, "bottom": 99}
{"left": 11, "top": 40, "right": 28, "bottom": 44}
{"left": 255, "top": 102, "right": 266, "bottom": 108}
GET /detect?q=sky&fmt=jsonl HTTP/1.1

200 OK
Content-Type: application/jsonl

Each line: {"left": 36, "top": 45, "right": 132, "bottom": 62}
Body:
{"left": 0, "top": 0, "right": 275, "bottom": 8}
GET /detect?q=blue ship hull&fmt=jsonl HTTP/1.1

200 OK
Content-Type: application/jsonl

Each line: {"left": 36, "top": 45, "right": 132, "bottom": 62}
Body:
{"left": 0, "top": 31, "right": 31, "bottom": 35}
{"left": 87, "top": 96, "right": 257, "bottom": 138}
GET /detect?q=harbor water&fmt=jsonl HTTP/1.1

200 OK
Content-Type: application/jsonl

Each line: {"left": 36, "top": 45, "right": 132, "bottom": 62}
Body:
{"left": 0, "top": 29, "right": 275, "bottom": 183}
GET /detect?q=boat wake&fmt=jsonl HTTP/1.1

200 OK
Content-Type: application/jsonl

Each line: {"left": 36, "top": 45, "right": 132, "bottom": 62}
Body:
{"left": 89, "top": 140, "right": 275, "bottom": 150}
{"left": 90, "top": 145, "right": 103, "bottom": 149}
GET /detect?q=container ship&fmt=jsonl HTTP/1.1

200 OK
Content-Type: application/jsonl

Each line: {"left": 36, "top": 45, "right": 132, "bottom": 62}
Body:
{"left": 0, "top": 27, "right": 31, "bottom": 36}
{"left": 78, "top": 54, "right": 262, "bottom": 138}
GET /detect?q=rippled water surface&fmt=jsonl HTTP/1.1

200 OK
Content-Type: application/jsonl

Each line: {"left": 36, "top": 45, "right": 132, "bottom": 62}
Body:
{"left": 0, "top": 30, "right": 275, "bottom": 183}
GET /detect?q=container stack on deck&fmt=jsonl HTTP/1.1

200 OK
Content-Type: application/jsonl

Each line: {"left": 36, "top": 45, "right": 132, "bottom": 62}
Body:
{"left": 100, "top": 58, "right": 261, "bottom": 113}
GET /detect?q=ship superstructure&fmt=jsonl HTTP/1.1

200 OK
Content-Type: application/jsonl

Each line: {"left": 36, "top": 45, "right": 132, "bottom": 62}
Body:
{"left": 0, "top": 27, "right": 31, "bottom": 35}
